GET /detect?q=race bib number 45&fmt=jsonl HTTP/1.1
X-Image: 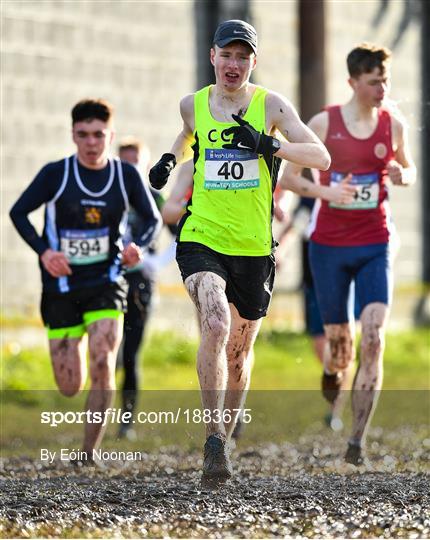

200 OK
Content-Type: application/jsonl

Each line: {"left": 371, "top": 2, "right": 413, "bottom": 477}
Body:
{"left": 329, "top": 172, "right": 379, "bottom": 210}
{"left": 60, "top": 227, "right": 109, "bottom": 265}
{"left": 204, "top": 149, "right": 260, "bottom": 190}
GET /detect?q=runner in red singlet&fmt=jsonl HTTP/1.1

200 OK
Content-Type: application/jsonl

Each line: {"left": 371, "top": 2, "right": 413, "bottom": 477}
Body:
{"left": 280, "top": 43, "right": 416, "bottom": 465}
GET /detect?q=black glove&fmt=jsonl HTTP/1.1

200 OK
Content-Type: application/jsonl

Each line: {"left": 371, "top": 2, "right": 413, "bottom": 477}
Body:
{"left": 149, "top": 153, "right": 177, "bottom": 190}
{"left": 222, "top": 114, "right": 277, "bottom": 155}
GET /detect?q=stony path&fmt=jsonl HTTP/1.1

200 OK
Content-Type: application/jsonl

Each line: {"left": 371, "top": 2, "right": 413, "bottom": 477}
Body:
{"left": 1, "top": 430, "right": 429, "bottom": 538}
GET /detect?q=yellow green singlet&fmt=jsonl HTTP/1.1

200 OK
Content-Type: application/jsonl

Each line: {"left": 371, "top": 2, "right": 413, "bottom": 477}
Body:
{"left": 178, "top": 85, "right": 281, "bottom": 256}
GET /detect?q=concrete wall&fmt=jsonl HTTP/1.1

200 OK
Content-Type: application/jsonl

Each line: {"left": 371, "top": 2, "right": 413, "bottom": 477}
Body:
{"left": 325, "top": 0, "right": 421, "bottom": 283}
{"left": 1, "top": 0, "right": 195, "bottom": 316}
{"left": 1, "top": 0, "right": 421, "bottom": 319}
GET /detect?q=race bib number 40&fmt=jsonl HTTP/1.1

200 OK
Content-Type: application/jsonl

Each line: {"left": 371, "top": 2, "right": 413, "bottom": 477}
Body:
{"left": 329, "top": 172, "right": 379, "bottom": 210}
{"left": 204, "top": 149, "right": 260, "bottom": 190}
{"left": 60, "top": 227, "right": 109, "bottom": 265}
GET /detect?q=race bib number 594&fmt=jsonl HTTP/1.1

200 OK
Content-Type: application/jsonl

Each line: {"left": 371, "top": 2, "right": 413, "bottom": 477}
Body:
{"left": 60, "top": 227, "right": 109, "bottom": 265}
{"left": 204, "top": 149, "right": 259, "bottom": 190}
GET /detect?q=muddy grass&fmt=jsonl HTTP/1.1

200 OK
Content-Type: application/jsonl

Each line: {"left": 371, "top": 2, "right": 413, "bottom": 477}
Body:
{"left": 1, "top": 427, "right": 429, "bottom": 539}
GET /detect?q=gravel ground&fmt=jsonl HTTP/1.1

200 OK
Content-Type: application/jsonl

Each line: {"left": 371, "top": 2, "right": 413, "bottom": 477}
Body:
{"left": 1, "top": 428, "right": 429, "bottom": 539}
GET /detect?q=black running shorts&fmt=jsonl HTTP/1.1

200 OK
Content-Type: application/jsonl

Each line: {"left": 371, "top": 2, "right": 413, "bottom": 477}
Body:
{"left": 176, "top": 242, "right": 275, "bottom": 320}
{"left": 41, "top": 279, "right": 128, "bottom": 332}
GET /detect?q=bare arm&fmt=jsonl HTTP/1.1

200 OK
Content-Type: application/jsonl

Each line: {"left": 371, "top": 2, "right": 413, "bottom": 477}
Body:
{"left": 149, "top": 94, "right": 195, "bottom": 190}
{"left": 388, "top": 115, "right": 417, "bottom": 186}
{"left": 169, "top": 94, "right": 195, "bottom": 164}
{"left": 161, "top": 160, "right": 194, "bottom": 224}
{"left": 279, "top": 112, "right": 356, "bottom": 204}
{"left": 267, "top": 93, "right": 331, "bottom": 170}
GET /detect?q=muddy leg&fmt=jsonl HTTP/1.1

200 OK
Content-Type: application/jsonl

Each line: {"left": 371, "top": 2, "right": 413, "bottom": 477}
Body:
{"left": 323, "top": 323, "right": 356, "bottom": 374}
{"left": 49, "top": 336, "right": 87, "bottom": 396}
{"left": 84, "top": 318, "right": 123, "bottom": 454}
{"left": 322, "top": 323, "right": 355, "bottom": 419}
{"left": 224, "top": 305, "right": 261, "bottom": 439}
{"left": 331, "top": 357, "right": 355, "bottom": 428}
{"left": 350, "top": 302, "right": 388, "bottom": 446}
{"left": 185, "top": 271, "right": 230, "bottom": 437}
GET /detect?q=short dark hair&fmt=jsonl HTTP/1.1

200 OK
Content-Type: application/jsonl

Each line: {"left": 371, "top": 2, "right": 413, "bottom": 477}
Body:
{"left": 347, "top": 43, "right": 391, "bottom": 78}
{"left": 71, "top": 99, "right": 114, "bottom": 125}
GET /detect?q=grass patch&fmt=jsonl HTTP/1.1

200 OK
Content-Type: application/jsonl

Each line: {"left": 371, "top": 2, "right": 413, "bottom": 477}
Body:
{"left": 253, "top": 327, "right": 430, "bottom": 390}
{"left": 1, "top": 327, "right": 428, "bottom": 457}
{"left": 2, "top": 328, "right": 429, "bottom": 393}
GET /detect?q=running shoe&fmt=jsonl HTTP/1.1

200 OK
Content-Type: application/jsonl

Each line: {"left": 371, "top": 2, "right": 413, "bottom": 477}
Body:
{"left": 117, "top": 422, "right": 137, "bottom": 442}
{"left": 324, "top": 412, "right": 344, "bottom": 432}
{"left": 344, "top": 442, "right": 364, "bottom": 465}
{"left": 322, "top": 372, "right": 342, "bottom": 404}
{"left": 201, "top": 433, "right": 233, "bottom": 485}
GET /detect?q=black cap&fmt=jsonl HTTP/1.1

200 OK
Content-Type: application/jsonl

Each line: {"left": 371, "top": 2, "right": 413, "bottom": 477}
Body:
{"left": 213, "top": 19, "right": 258, "bottom": 55}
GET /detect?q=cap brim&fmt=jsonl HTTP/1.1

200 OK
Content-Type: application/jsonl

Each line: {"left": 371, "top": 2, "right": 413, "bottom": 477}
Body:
{"left": 215, "top": 37, "right": 257, "bottom": 55}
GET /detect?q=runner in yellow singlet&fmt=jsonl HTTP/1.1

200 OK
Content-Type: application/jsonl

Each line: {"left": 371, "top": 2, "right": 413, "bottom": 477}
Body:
{"left": 149, "top": 20, "right": 337, "bottom": 485}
